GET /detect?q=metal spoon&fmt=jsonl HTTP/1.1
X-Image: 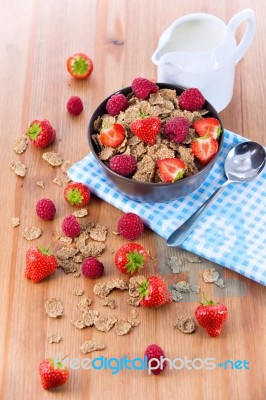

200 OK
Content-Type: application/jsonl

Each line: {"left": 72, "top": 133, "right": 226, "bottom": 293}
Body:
{"left": 167, "top": 141, "right": 266, "bottom": 247}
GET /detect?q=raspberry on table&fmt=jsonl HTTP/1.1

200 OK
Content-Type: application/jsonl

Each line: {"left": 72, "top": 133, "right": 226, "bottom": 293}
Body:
{"left": 117, "top": 212, "right": 144, "bottom": 240}
{"left": 36, "top": 198, "right": 56, "bottom": 221}
{"left": 62, "top": 215, "right": 80, "bottom": 238}
{"left": 131, "top": 77, "right": 158, "bottom": 99}
{"left": 163, "top": 116, "right": 190, "bottom": 143}
{"left": 144, "top": 344, "right": 167, "bottom": 375}
{"left": 179, "top": 88, "right": 205, "bottom": 111}
{"left": 109, "top": 154, "right": 137, "bottom": 176}
{"left": 106, "top": 93, "right": 128, "bottom": 116}
{"left": 82, "top": 257, "right": 104, "bottom": 279}
{"left": 66, "top": 96, "right": 84, "bottom": 115}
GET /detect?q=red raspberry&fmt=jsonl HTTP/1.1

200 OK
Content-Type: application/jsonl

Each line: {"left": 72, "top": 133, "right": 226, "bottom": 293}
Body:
{"left": 179, "top": 88, "right": 205, "bottom": 111}
{"left": 144, "top": 344, "right": 167, "bottom": 375}
{"left": 109, "top": 155, "right": 137, "bottom": 176}
{"left": 131, "top": 77, "right": 158, "bottom": 99}
{"left": 81, "top": 257, "right": 104, "bottom": 278}
{"left": 163, "top": 116, "right": 190, "bottom": 143}
{"left": 117, "top": 212, "right": 144, "bottom": 240}
{"left": 62, "top": 215, "right": 80, "bottom": 238}
{"left": 66, "top": 96, "right": 83, "bottom": 115}
{"left": 36, "top": 198, "right": 56, "bottom": 221}
{"left": 106, "top": 93, "right": 128, "bottom": 116}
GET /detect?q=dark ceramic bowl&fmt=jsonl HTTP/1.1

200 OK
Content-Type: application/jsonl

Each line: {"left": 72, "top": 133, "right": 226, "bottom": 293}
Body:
{"left": 88, "top": 83, "right": 224, "bottom": 202}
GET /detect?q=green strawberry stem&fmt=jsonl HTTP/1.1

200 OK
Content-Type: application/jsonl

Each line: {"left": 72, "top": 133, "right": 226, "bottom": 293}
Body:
{"left": 27, "top": 122, "right": 41, "bottom": 140}
{"left": 38, "top": 245, "right": 51, "bottom": 256}
{"left": 138, "top": 278, "right": 149, "bottom": 298}
{"left": 72, "top": 57, "right": 88, "bottom": 75}
{"left": 200, "top": 292, "right": 219, "bottom": 306}
{"left": 125, "top": 250, "right": 145, "bottom": 274}
{"left": 67, "top": 188, "right": 83, "bottom": 205}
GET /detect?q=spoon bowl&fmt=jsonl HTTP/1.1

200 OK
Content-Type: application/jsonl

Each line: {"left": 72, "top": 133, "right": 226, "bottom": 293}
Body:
{"left": 167, "top": 140, "right": 266, "bottom": 247}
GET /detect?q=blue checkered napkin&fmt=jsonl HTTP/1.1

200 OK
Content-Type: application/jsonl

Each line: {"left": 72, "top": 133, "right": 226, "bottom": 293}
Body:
{"left": 68, "top": 129, "right": 266, "bottom": 286}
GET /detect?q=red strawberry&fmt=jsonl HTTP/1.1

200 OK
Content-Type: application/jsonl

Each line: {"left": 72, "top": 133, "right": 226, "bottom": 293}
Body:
{"left": 114, "top": 243, "right": 149, "bottom": 275}
{"left": 64, "top": 182, "right": 91, "bottom": 207}
{"left": 191, "top": 136, "right": 218, "bottom": 165}
{"left": 106, "top": 93, "right": 128, "bottom": 116}
{"left": 25, "top": 246, "right": 58, "bottom": 283}
{"left": 39, "top": 357, "right": 69, "bottom": 390}
{"left": 131, "top": 116, "right": 161, "bottom": 145}
{"left": 131, "top": 77, "right": 158, "bottom": 99}
{"left": 26, "top": 119, "right": 56, "bottom": 148}
{"left": 192, "top": 117, "right": 221, "bottom": 139}
{"left": 139, "top": 276, "right": 173, "bottom": 308}
{"left": 157, "top": 158, "right": 186, "bottom": 183}
{"left": 99, "top": 123, "right": 125, "bottom": 148}
{"left": 66, "top": 52, "right": 93, "bottom": 79}
{"left": 179, "top": 88, "right": 205, "bottom": 111}
{"left": 195, "top": 293, "right": 228, "bottom": 337}
{"left": 144, "top": 344, "right": 167, "bottom": 375}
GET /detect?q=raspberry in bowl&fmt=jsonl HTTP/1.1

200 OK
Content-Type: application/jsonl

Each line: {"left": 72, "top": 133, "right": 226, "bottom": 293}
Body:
{"left": 88, "top": 79, "right": 224, "bottom": 202}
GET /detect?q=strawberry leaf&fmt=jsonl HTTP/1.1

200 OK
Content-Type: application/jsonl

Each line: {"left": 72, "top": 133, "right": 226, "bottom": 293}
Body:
{"left": 125, "top": 250, "right": 145, "bottom": 273}
{"left": 27, "top": 123, "right": 41, "bottom": 140}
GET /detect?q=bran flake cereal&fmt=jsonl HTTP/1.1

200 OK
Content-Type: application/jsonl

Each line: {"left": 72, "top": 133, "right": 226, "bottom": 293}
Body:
{"left": 47, "top": 334, "right": 62, "bottom": 344}
{"left": 77, "top": 296, "right": 92, "bottom": 311}
{"left": 82, "top": 310, "right": 99, "bottom": 327}
{"left": 22, "top": 226, "right": 42, "bottom": 240}
{"left": 11, "top": 217, "right": 20, "bottom": 227}
{"left": 58, "top": 259, "right": 78, "bottom": 274}
{"left": 115, "top": 319, "right": 132, "bottom": 336}
{"left": 100, "top": 297, "right": 116, "bottom": 309}
{"left": 72, "top": 289, "right": 84, "bottom": 296}
{"left": 61, "top": 160, "right": 74, "bottom": 173}
{"left": 89, "top": 224, "right": 108, "bottom": 242}
{"left": 203, "top": 268, "right": 220, "bottom": 283}
{"left": 94, "top": 315, "right": 118, "bottom": 332}
{"left": 80, "top": 339, "right": 105, "bottom": 354}
{"left": 42, "top": 152, "right": 63, "bottom": 167}
{"left": 36, "top": 180, "right": 45, "bottom": 188}
{"left": 12, "top": 136, "right": 28, "bottom": 154}
{"left": 45, "top": 298, "right": 63, "bottom": 318}
{"left": 167, "top": 256, "right": 182, "bottom": 274}
{"left": 9, "top": 160, "right": 27, "bottom": 177}
{"left": 73, "top": 208, "right": 88, "bottom": 218}
{"left": 56, "top": 247, "right": 79, "bottom": 260}
{"left": 53, "top": 177, "right": 63, "bottom": 187}
{"left": 173, "top": 316, "right": 196, "bottom": 334}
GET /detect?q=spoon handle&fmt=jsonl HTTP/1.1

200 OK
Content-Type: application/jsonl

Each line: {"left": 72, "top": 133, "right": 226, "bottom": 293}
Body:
{"left": 167, "top": 180, "right": 231, "bottom": 247}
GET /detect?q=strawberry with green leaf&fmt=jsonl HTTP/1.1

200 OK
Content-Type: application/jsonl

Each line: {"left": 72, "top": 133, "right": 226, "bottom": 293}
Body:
{"left": 195, "top": 293, "right": 228, "bottom": 337}
{"left": 139, "top": 276, "right": 173, "bottom": 308}
{"left": 192, "top": 117, "right": 221, "bottom": 139}
{"left": 114, "top": 243, "right": 149, "bottom": 275}
{"left": 26, "top": 119, "right": 56, "bottom": 148}
{"left": 39, "top": 357, "right": 69, "bottom": 390}
{"left": 157, "top": 158, "right": 186, "bottom": 183}
{"left": 25, "top": 246, "right": 58, "bottom": 283}
{"left": 64, "top": 182, "right": 91, "bottom": 207}
{"left": 66, "top": 52, "right": 93, "bottom": 79}
{"left": 131, "top": 114, "right": 161, "bottom": 145}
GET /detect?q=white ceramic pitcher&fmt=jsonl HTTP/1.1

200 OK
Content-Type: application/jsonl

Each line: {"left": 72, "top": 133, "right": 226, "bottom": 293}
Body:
{"left": 151, "top": 9, "right": 256, "bottom": 112}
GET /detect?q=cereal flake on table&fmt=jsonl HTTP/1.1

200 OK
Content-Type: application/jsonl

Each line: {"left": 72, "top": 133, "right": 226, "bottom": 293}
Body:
{"left": 171, "top": 281, "right": 190, "bottom": 293}
{"left": 89, "top": 224, "right": 108, "bottom": 242}
{"left": 77, "top": 296, "right": 92, "bottom": 311}
{"left": 11, "top": 217, "right": 20, "bottom": 227}
{"left": 78, "top": 241, "right": 105, "bottom": 257}
{"left": 173, "top": 316, "right": 196, "bottom": 334}
{"left": 56, "top": 247, "right": 79, "bottom": 260}
{"left": 12, "top": 136, "right": 28, "bottom": 154}
{"left": 58, "top": 259, "right": 78, "bottom": 274}
{"left": 83, "top": 310, "right": 99, "bottom": 327}
{"left": 94, "top": 314, "right": 118, "bottom": 332}
{"left": 47, "top": 334, "right": 62, "bottom": 344}
{"left": 36, "top": 180, "right": 45, "bottom": 188}
{"left": 80, "top": 339, "right": 105, "bottom": 355}
{"left": 58, "top": 236, "right": 73, "bottom": 245}
{"left": 115, "top": 319, "right": 132, "bottom": 336}
{"left": 72, "top": 319, "right": 86, "bottom": 330}
{"left": 100, "top": 297, "right": 116, "bottom": 309}
{"left": 45, "top": 298, "right": 64, "bottom": 318}
{"left": 73, "top": 208, "right": 88, "bottom": 218}
{"left": 127, "top": 315, "right": 140, "bottom": 327}
{"left": 187, "top": 255, "right": 202, "bottom": 263}
{"left": 22, "top": 226, "right": 42, "bottom": 240}
{"left": 167, "top": 256, "right": 183, "bottom": 274}
{"left": 9, "top": 160, "right": 27, "bottom": 177}
{"left": 202, "top": 268, "right": 225, "bottom": 288}
{"left": 72, "top": 289, "right": 84, "bottom": 296}
{"left": 53, "top": 177, "right": 63, "bottom": 187}
{"left": 42, "top": 152, "right": 63, "bottom": 167}
{"left": 61, "top": 160, "right": 74, "bottom": 173}
{"left": 93, "top": 279, "right": 128, "bottom": 299}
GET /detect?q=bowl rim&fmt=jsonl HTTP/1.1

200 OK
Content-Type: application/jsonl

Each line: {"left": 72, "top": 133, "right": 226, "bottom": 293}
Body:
{"left": 88, "top": 83, "right": 224, "bottom": 187}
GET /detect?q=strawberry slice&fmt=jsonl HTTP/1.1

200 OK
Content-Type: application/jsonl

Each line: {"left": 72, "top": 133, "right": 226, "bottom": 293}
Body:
{"left": 157, "top": 158, "right": 186, "bottom": 183}
{"left": 66, "top": 52, "right": 93, "bottom": 79}
{"left": 99, "top": 123, "right": 125, "bottom": 148}
{"left": 192, "top": 117, "right": 221, "bottom": 139}
{"left": 191, "top": 136, "right": 218, "bottom": 165}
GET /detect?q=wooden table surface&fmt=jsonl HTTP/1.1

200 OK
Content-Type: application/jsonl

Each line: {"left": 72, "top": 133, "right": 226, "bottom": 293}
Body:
{"left": 0, "top": 1, "right": 265, "bottom": 399}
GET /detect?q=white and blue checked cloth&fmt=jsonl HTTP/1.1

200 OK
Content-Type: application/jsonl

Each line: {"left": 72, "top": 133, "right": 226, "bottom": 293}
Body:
{"left": 68, "top": 130, "right": 266, "bottom": 286}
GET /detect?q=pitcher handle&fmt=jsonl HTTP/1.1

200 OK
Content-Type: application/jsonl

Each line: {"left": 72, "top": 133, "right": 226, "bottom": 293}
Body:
{"left": 227, "top": 9, "right": 256, "bottom": 64}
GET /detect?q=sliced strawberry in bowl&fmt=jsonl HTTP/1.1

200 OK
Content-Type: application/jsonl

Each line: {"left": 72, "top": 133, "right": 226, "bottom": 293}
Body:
{"left": 99, "top": 123, "right": 125, "bottom": 148}
{"left": 191, "top": 136, "right": 219, "bottom": 165}
{"left": 192, "top": 117, "right": 221, "bottom": 139}
{"left": 157, "top": 158, "right": 186, "bottom": 183}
